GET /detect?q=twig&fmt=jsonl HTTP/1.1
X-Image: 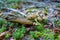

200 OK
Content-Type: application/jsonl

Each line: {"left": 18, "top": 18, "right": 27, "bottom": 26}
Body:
{"left": 4, "top": 8, "right": 27, "bottom": 17}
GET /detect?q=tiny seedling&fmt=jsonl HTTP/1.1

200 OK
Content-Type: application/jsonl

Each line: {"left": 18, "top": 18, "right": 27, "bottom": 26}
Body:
{"left": 43, "top": 19, "right": 48, "bottom": 24}
{"left": 13, "top": 25, "right": 26, "bottom": 40}
{"left": 0, "top": 26, "right": 7, "bottom": 33}
{"left": 35, "top": 19, "right": 44, "bottom": 31}
{"left": 15, "top": 23, "right": 19, "bottom": 27}
{"left": 36, "top": 23, "right": 44, "bottom": 31}
{"left": 0, "top": 18, "right": 7, "bottom": 26}
{"left": 40, "top": 28, "right": 55, "bottom": 40}
{"left": 8, "top": 22, "right": 14, "bottom": 27}
{"left": 5, "top": 34, "right": 10, "bottom": 39}
{"left": 44, "top": 8, "right": 48, "bottom": 15}
{"left": 53, "top": 19, "right": 60, "bottom": 26}
{"left": 57, "top": 20, "right": 60, "bottom": 26}
{"left": 30, "top": 31, "right": 41, "bottom": 39}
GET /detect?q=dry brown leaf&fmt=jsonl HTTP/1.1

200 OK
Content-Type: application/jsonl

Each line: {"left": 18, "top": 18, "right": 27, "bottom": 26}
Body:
{"left": 53, "top": 28, "right": 60, "bottom": 34}
{"left": 0, "top": 32, "right": 6, "bottom": 40}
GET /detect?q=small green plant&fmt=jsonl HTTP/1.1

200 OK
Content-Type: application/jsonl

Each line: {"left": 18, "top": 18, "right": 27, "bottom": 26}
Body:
{"left": 13, "top": 25, "right": 26, "bottom": 40}
{"left": 30, "top": 28, "right": 55, "bottom": 40}
{"left": 35, "top": 19, "right": 44, "bottom": 31}
{"left": 42, "top": 19, "right": 48, "bottom": 24}
{"left": 0, "top": 18, "right": 7, "bottom": 26}
{"left": 30, "top": 31, "right": 41, "bottom": 39}
{"left": 15, "top": 23, "right": 19, "bottom": 27}
{"left": 0, "top": 26, "right": 7, "bottom": 33}
{"left": 36, "top": 23, "right": 44, "bottom": 31}
{"left": 42, "top": 32, "right": 54, "bottom": 40}
{"left": 41, "top": 28, "right": 51, "bottom": 33}
{"left": 8, "top": 22, "right": 14, "bottom": 27}
{"left": 44, "top": 8, "right": 48, "bottom": 15}
{"left": 5, "top": 34, "right": 10, "bottom": 39}
{"left": 57, "top": 20, "right": 60, "bottom": 26}
{"left": 8, "top": 22, "right": 19, "bottom": 27}
{"left": 41, "top": 29, "right": 55, "bottom": 40}
{"left": 53, "top": 19, "right": 60, "bottom": 26}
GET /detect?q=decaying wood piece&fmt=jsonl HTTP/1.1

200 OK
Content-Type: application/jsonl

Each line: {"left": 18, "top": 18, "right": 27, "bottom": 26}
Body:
{"left": 1, "top": 7, "right": 48, "bottom": 25}
{"left": 4, "top": 16, "right": 34, "bottom": 25}
{"left": 27, "top": 14, "right": 37, "bottom": 20}
{"left": 0, "top": 12, "right": 34, "bottom": 25}
{"left": 0, "top": 29, "right": 13, "bottom": 40}
{"left": 6, "top": 14, "right": 34, "bottom": 25}
{"left": 13, "top": 18, "right": 33, "bottom": 25}
{"left": 0, "top": 32, "right": 6, "bottom": 40}
{"left": 27, "top": 14, "right": 43, "bottom": 22}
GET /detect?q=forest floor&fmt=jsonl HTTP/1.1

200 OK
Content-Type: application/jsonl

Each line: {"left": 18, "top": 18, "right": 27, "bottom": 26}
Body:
{"left": 0, "top": 1, "right": 60, "bottom": 40}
